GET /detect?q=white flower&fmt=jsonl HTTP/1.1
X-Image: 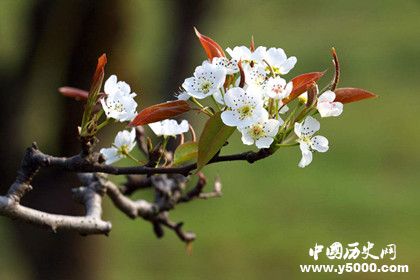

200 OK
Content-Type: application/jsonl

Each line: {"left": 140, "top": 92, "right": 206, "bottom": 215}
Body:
{"left": 243, "top": 64, "right": 267, "bottom": 89}
{"left": 100, "top": 129, "right": 136, "bottom": 165}
{"left": 182, "top": 62, "right": 226, "bottom": 99}
{"left": 226, "top": 46, "right": 266, "bottom": 65}
{"left": 265, "top": 48, "right": 297, "bottom": 75}
{"left": 317, "top": 90, "right": 343, "bottom": 117}
{"left": 101, "top": 75, "right": 138, "bottom": 122}
{"left": 104, "top": 75, "right": 132, "bottom": 96}
{"left": 294, "top": 116, "right": 329, "bottom": 168}
{"left": 149, "top": 119, "right": 189, "bottom": 137}
{"left": 212, "top": 57, "right": 239, "bottom": 75}
{"left": 265, "top": 76, "right": 293, "bottom": 99}
{"left": 238, "top": 111, "right": 282, "bottom": 148}
{"left": 100, "top": 90, "right": 138, "bottom": 122}
{"left": 221, "top": 87, "right": 267, "bottom": 127}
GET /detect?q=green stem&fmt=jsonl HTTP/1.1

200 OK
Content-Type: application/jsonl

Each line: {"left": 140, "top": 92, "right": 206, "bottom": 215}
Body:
{"left": 276, "top": 142, "right": 299, "bottom": 147}
{"left": 191, "top": 97, "right": 214, "bottom": 116}
{"left": 155, "top": 136, "right": 169, "bottom": 167}
{"left": 124, "top": 152, "right": 143, "bottom": 164}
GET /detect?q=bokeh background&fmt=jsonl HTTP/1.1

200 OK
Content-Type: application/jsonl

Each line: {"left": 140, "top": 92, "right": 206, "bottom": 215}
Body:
{"left": 0, "top": 0, "right": 419, "bottom": 279}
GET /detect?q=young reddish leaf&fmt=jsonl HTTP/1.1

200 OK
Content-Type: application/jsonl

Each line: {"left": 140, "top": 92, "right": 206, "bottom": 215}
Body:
{"left": 194, "top": 27, "right": 225, "bottom": 60}
{"left": 90, "top": 53, "right": 107, "bottom": 97}
{"left": 59, "top": 87, "right": 89, "bottom": 100}
{"left": 129, "top": 100, "right": 191, "bottom": 126}
{"left": 282, "top": 71, "right": 325, "bottom": 104}
{"left": 80, "top": 53, "right": 107, "bottom": 136}
{"left": 59, "top": 87, "right": 105, "bottom": 101}
{"left": 197, "top": 112, "right": 235, "bottom": 171}
{"left": 173, "top": 141, "right": 198, "bottom": 166}
{"left": 334, "top": 88, "right": 378, "bottom": 104}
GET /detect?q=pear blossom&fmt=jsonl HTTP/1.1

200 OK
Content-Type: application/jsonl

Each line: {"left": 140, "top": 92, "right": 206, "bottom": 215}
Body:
{"left": 149, "top": 119, "right": 189, "bottom": 137}
{"left": 317, "top": 90, "right": 343, "bottom": 117}
{"left": 100, "top": 129, "right": 136, "bottom": 165}
{"left": 238, "top": 111, "right": 282, "bottom": 148}
{"left": 243, "top": 64, "right": 267, "bottom": 89}
{"left": 226, "top": 46, "right": 267, "bottom": 65}
{"left": 101, "top": 75, "right": 138, "bottom": 122}
{"left": 101, "top": 90, "right": 138, "bottom": 122}
{"left": 265, "top": 76, "right": 293, "bottom": 99}
{"left": 294, "top": 116, "right": 329, "bottom": 168}
{"left": 212, "top": 57, "right": 239, "bottom": 74}
{"left": 221, "top": 87, "right": 267, "bottom": 127}
{"left": 182, "top": 62, "right": 226, "bottom": 99}
{"left": 265, "top": 48, "right": 297, "bottom": 75}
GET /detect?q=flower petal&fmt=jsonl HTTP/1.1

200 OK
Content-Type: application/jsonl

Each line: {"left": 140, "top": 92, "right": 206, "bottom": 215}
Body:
{"left": 310, "top": 135, "right": 329, "bottom": 153}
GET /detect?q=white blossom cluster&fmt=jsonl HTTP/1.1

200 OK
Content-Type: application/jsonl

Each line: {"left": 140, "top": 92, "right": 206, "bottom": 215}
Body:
{"left": 181, "top": 45, "right": 344, "bottom": 167}
{"left": 99, "top": 75, "right": 190, "bottom": 164}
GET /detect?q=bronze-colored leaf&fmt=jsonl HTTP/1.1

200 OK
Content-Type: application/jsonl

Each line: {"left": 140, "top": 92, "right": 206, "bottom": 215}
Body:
{"left": 194, "top": 27, "right": 225, "bottom": 60}
{"left": 283, "top": 71, "right": 325, "bottom": 104}
{"left": 334, "top": 88, "right": 378, "bottom": 104}
{"left": 129, "top": 100, "right": 191, "bottom": 126}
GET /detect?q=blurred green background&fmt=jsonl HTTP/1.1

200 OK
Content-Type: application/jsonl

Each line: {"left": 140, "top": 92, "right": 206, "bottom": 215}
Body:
{"left": 0, "top": 0, "right": 419, "bottom": 279}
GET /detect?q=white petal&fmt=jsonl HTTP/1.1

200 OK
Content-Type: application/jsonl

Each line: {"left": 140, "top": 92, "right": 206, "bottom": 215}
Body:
{"left": 178, "top": 120, "right": 190, "bottom": 134}
{"left": 221, "top": 110, "right": 239, "bottom": 127}
{"left": 100, "top": 147, "right": 121, "bottom": 165}
{"left": 279, "top": 56, "right": 297, "bottom": 74}
{"left": 294, "top": 122, "right": 302, "bottom": 138}
{"left": 224, "top": 87, "right": 246, "bottom": 108}
{"left": 104, "top": 75, "right": 118, "bottom": 95}
{"left": 300, "top": 116, "right": 320, "bottom": 137}
{"left": 239, "top": 128, "right": 255, "bottom": 145}
{"left": 317, "top": 101, "right": 343, "bottom": 118}
{"left": 266, "top": 48, "right": 287, "bottom": 67}
{"left": 176, "top": 91, "right": 190, "bottom": 100}
{"left": 310, "top": 135, "right": 329, "bottom": 153}
{"left": 255, "top": 137, "right": 274, "bottom": 149}
{"left": 263, "top": 119, "right": 281, "bottom": 137}
{"left": 298, "top": 142, "right": 313, "bottom": 168}
{"left": 117, "top": 81, "right": 131, "bottom": 95}
{"left": 148, "top": 122, "right": 163, "bottom": 136}
{"left": 318, "top": 90, "right": 336, "bottom": 102}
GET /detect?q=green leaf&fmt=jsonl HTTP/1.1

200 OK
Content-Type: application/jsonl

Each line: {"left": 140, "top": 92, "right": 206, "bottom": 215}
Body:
{"left": 173, "top": 141, "right": 198, "bottom": 166}
{"left": 197, "top": 112, "right": 235, "bottom": 171}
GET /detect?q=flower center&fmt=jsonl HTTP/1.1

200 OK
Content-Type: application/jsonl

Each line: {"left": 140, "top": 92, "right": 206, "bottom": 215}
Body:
{"left": 238, "top": 105, "right": 253, "bottom": 119}
{"left": 118, "top": 144, "right": 129, "bottom": 155}
{"left": 200, "top": 81, "right": 213, "bottom": 93}
{"left": 249, "top": 124, "right": 265, "bottom": 139}
{"left": 272, "top": 85, "right": 284, "bottom": 95}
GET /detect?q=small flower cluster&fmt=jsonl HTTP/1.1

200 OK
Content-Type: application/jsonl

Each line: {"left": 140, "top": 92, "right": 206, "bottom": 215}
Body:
{"left": 98, "top": 75, "right": 190, "bottom": 164}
